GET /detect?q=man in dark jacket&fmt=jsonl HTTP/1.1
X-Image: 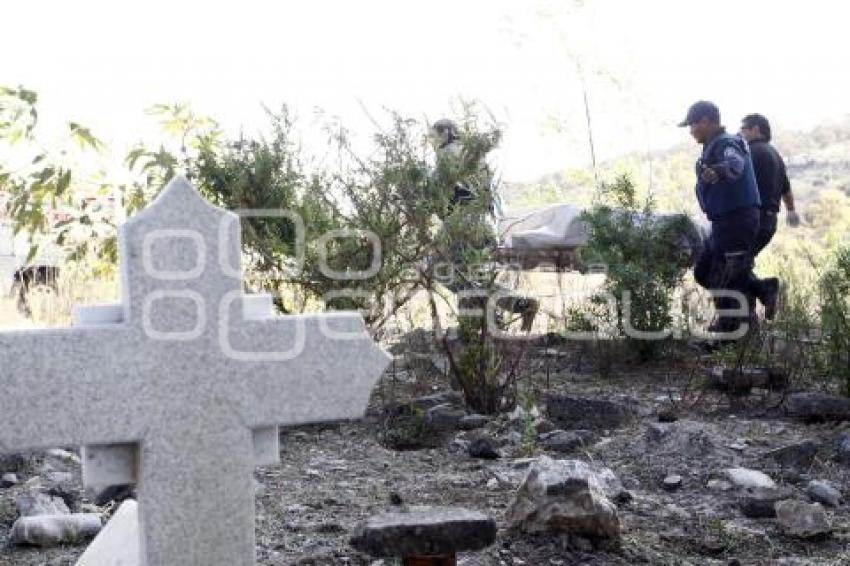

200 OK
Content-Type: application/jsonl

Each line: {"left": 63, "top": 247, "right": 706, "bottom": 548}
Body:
{"left": 680, "top": 101, "right": 762, "bottom": 336}
{"left": 739, "top": 113, "right": 799, "bottom": 319}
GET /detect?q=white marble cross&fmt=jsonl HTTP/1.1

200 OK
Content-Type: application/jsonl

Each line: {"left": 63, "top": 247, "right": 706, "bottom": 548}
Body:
{"left": 0, "top": 177, "right": 390, "bottom": 565}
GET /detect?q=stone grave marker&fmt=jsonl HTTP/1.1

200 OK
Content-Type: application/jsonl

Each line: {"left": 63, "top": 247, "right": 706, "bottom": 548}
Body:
{"left": 0, "top": 176, "right": 391, "bottom": 565}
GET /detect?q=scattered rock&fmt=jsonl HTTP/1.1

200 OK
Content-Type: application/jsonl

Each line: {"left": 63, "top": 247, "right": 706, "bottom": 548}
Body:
{"left": 505, "top": 431, "right": 523, "bottom": 445}
{"left": 15, "top": 491, "right": 71, "bottom": 517}
{"left": 90, "top": 484, "right": 134, "bottom": 506}
{"left": 43, "top": 448, "right": 82, "bottom": 473}
{"left": 458, "top": 414, "right": 490, "bottom": 431}
{"left": 708, "top": 366, "right": 787, "bottom": 394}
{"left": 644, "top": 420, "right": 717, "bottom": 459}
{"left": 486, "top": 478, "right": 499, "bottom": 491}
{"left": 379, "top": 404, "right": 447, "bottom": 451}
{"left": 774, "top": 500, "right": 831, "bottom": 539}
{"left": 426, "top": 404, "right": 467, "bottom": 431}
{"left": 545, "top": 394, "right": 634, "bottom": 430}
{"left": 764, "top": 441, "right": 818, "bottom": 469}
{"left": 10, "top": 513, "right": 102, "bottom": 547}
{"left": 806, "top": 480, "right": 842, "bottom": 508}
{"left": 0, "top": 452, "right": 29, "bottom": 473}
{"left": 1, "top": 472, "right": 18, "bottom": 488}
{"left": 538, "top": 429, "right": 593, "bottom": 454}
{"left": 468, "top": 435, "right": 501, "bottom": 460}
{"left": 412, "top": 390, "right": 463, "bottom": 411}
{"left": 533, "top": 418, "right": 556, "bottom": 435}
{"left": 788, "top": 392, "right": 850, "bottom": 423}
{"left": 723, "top": 468, "right": 776, "bottom": 490}
{"left": 510, "top": 458, "right": 538, "bottom": 469}
{"left": 738, "top": 487, "right": 792, "bottom": 518}
{"left": 508, "top": 405, "right": 540, "bottom": 423}
{"left": 834, "top": 432, "right": 850, "bottom": 464}
{"left": 707, "top": 479, "right": 733, "bottom": 491}
{"left": 350, "top": 506, "right": 496, "bottom": 558}
{"left": 506, "top": 456, "right": 622, "bottom": 542}
{"left": 657, "top": 406, "right": 678, "bottom": 423}
{"left": 662, "top": 475, "right": 683, "bottom": 492}
{"left": 646, "top": 423, "right": 672, "bottom": 443}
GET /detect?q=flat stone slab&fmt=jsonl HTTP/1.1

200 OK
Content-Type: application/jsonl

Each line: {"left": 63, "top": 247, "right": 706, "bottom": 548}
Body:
{"left": 788, "top": 392, "right": 850, "bottom": 423}
{"left": 350, "top": 506, "right": 496, "bottom": 558}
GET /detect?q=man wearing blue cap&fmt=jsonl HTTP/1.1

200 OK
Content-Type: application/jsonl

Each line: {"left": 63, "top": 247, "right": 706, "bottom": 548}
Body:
{"left": 680, "top": 101, "right": 762, "bottom": 337}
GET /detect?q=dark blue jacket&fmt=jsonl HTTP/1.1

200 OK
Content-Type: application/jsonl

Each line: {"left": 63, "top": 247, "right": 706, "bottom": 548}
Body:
{"left": 694, "top": 129, "right": 761, "bottom": 220}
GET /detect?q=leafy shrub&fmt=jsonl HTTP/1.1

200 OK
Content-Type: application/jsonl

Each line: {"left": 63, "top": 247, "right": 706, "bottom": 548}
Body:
{"left": 580, "top": 174, "right": 694, "bottom": 359}
{"left": 819, "top": 245, "right": 850, "bottom": 393}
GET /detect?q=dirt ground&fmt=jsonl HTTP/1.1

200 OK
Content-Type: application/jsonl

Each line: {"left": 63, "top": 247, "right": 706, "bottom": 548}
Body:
{"left": 1, "top": 337, "right": 849, "bottom": 565}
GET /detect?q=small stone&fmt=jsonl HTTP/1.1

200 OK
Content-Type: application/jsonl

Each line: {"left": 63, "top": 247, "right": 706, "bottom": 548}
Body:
{"left": 657, "top": 406, "right": 678, "bottom": 423}
{"left": 89, "top": 484, "right": 134, "bottom": 506}
{"left": 806, "top": 480, "right": 842, "bottom": 508}
{"left": 458, "top": 414, "right": 490, "bottom": 431}
{"left": 1, "top": 472, "right": 18, "bottom": 488}
{"left": 0, "top": 452, "right": 29, "bottom": 473}
{"left": 774, "top": 500, "right": 831, "bottom": 538}
{"left": 505, "top": 431, "right": 523, "bottom": 445}
{"left": 707, "top": 479, "right": 733, "bottom": 491}
{"left": 43, "top": 448, "right": 82, "bottom": 472}
{"left": 764, "top": 441, "right": 819, "bottom": 469}
{"left": 412, "top": 390, "right": 464, "bottom": 411}
{"left": 738, "top": 487, "right": 792, "bottom": 518}
{"left": 662, "top": 475, "right": 682, "bottom": 491}
{"left": 510, "top": 458, "right": 537, "bottom": 469}
{"left": 15, "top": 491, "right": 71, "bottom": 517}
{"left": 833, "top": 432, "right": 850, "bottom": 464}
{"left": 468, "top": 436, "right": 501, "bottom": 460}
{"left": 533, "top": 418, "right": 556, "bottom": 434}
{"left": 538, "top": 430, "right": 593, "bottom": 454}
{"left": 663, "top": 504, "right": 691, "bottom": 521}
{"left": 10, "top": 513, "right": 102, "bottom": 547}
{"left": 486, "top": 478, "right": 499, "bottom": 490}
{"left": 723, "top": 467, "right": 776, "bottom": 490}
{"left": 646, "top": 422, "right": 672, "bottom": 443}
{"left": 728, "top": 442, "right": 747, "bottom": 451}
{"left": 426, "top": 404, "right": 466, "bottom": 431}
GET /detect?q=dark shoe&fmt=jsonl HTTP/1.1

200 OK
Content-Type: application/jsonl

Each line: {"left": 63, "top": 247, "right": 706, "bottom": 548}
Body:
{"left": 760, "top": 277, "right": 779, "bottom": 321}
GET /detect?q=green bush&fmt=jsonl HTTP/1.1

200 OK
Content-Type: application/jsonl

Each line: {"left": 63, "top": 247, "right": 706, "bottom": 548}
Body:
{"left": 819, "top": 245, "right": 850, "bottom": 393}
{"left": 580, "top": 174, "right": 693, "bottom": 360}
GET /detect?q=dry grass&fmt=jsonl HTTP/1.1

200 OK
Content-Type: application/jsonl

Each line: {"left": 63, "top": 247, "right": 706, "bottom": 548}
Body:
{"left": 0, "top": 267, "right": 117, "bottom": 329}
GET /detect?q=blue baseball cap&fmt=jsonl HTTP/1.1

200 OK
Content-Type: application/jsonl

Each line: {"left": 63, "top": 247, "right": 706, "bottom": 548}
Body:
{"left": 678, "top": 101, "right": 720, "bottom": 127}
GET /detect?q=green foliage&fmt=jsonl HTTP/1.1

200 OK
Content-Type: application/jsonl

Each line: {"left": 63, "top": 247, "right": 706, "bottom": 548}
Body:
{"left": 1, "top": 85, "right": 108, "bottom": 266}
{"left": 819, "top": 245, "right": 850, "bottom": 393}
{"left": 580, "top": 173, "right": 693, "bottom": 359}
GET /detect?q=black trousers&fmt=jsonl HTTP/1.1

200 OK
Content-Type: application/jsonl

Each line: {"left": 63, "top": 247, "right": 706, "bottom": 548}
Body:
{"left": 746, "top": 210, "right": 778, "bottom": 298}
{"left": 753, "top": 210, "right": 778, "bottom": 256}
{"left": 694, "top": 207, "right": 760, "bottom": 330}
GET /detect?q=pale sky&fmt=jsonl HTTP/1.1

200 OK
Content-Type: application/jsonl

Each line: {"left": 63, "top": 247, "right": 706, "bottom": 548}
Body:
{"left": 2, "top": 0, "right": 849, "bottom": 182}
